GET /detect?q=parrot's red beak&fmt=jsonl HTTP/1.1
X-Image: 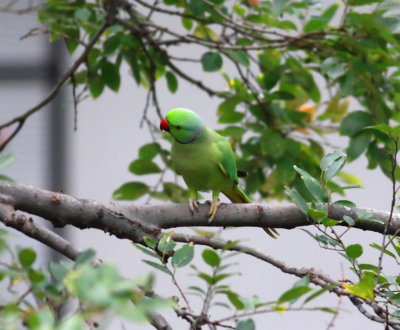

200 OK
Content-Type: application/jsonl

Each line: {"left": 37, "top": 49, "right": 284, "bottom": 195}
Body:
{"left": 160, "top": 118, "right": 170, "bottom": 132}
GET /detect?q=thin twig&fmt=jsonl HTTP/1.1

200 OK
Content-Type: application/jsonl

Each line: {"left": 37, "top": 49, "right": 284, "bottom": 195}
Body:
{"left": 376, "top": 138, "right": 399, "bottom": 283}
{"left": 71, "top": 73, "right": 78, "bottom": 131}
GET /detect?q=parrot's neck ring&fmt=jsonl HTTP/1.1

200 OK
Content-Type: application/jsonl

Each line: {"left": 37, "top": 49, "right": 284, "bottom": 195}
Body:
{"left": 178, "top": 124, "right": 204, "bottom": 144}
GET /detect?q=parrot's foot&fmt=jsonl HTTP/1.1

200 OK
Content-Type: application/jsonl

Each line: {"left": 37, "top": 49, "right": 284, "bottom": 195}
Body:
{"left": 263, "top": 227, "right": 280, "bottom": 239}
{"left": 189, "top": 199, "right": 199, "bottom": 214}
{"left": 208, "top": 198, "right": 220, "bottom": 223}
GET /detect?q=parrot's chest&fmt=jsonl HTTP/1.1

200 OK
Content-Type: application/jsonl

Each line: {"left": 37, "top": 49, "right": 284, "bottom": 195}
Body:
{"left": 171, "top": 141, "right": 227, "bottom": 191}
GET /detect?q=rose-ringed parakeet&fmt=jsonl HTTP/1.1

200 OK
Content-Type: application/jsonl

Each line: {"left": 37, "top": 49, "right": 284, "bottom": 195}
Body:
{"left": 160, "top": 108, "right": 278, "bottom": 238}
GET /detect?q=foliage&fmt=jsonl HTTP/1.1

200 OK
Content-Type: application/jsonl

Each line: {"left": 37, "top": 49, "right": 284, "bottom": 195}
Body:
{"left": 2, "top": 0, "right": 400, "bottom": 329}
{"left": 0, "top": 232, "right": 174, "bottom": 329}
{"left": 0, "top": 154, "right": 15, "bottom": 183}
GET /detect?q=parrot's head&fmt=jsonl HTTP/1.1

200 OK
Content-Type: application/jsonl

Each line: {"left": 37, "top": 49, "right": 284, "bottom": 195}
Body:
{"left": 160, "top": 108, "right": 204, "bottom": 144}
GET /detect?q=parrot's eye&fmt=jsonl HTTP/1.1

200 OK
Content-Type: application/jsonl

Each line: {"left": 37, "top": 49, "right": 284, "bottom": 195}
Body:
{"left": 176, "top": 126, "right": 181, "bottom": 130}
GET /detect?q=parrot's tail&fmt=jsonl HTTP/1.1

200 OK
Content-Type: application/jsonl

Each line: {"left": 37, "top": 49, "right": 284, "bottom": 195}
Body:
{"left": 222, "top": 185, "right": 279, "bottom": 239}
{"left": 222, "top": 185, "right": 251, "bottom": 203}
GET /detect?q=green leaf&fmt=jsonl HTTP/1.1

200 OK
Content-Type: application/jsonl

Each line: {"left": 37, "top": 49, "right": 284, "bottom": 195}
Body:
{"left": 285, "top": 187, "right": 308, "bottom": 214}
{"left": 260, "top": 130, "right": 285, "bottom": 158}
{"left": 65, "top": 30, "right": 79, "bottom": 54}
{"left": 166, "top": 71, "right": 178, "bottom": 93}
{"left": 139, "top": 143, "right": 160, "bottom": 160}
{"left": 346, "top": 244, "right": 363, "bottom": 259}
{"left": 142, "top": 260, "right": 172, "bottom": 276}
{"left": 278, "top": 286, "right": 311, "bottom": 303}
{"left": 0, "top": 174, "right": 15, "bottom": 183}
{"left": 188, "top": 285, "right": 206, "bottom": 296}
{"left": 301, "top": 229, "right": 340, "bottom": 247}
{"left": 321, "top": 57, "right": 346, "bottom": 80}
{"left": 350, "top": 0, "right": 381, "bottom": 5}
{"left": 370, "top": 243, "right": 397, "bottom": 259}
{"left": 103, "top": 35, "right": 121, "bottom": 55}
{"left": 87, "top": 48, "right": 101, "bottom": 68}
{"left": 320, "top": 149, "right": 346, "bottom": 172}
{"left": 26, "top": 306, "right": 55, "bottom": 328}
{"left": 337, "top": 172, "right": 362, "bottom": 185}
{"left": 0, "top": 154, "right": 15, "bottom": 169}
{"left": 322, "top": 218, "right": 340, "bottom": 227}
{"left": 225, "top": 50, "right": 250, "bottom": 67}
{"left": 28, "top": 269, "right": 45, "bottom": 284}
{"left": 58, "top": 315, "right": 86, "bottom": 330}
{"left": 75, "top": 249, "right": 96, "bottom": 265}
{"left": 202, "top": 249, "right": 220, "bottom": 267}
{"left": 163, "top": 182, "right": 190, "bottom": 203}
{"left": 343, "top": 215, "right": 356, "bottom": 226}
{"left": 89, "top": 75, "right": 104, "bottom": 99}
{"left": 49, "top": 262, "right": 70, "bottom": 282}
{"left": 304, "top": 17, "right": 326, "bottom": 33}
{"left": 347, "top": 131, "right": 371, "bottom": 161}
{"left": 358, "top": 264, "right": 378, "bottom": 272}
{"left": 129, "top": 159, "right": 162, "bottom": 175}
{"left": 236, "top": 319, "right": 255, "bottom": 330}
{"left": 223, "top": 240, "right": 240, "bottom": 250}
{"left": 294, "top": 275, "right": 310, "bottom": 288}
{"left": 304, "top": 284, "right": 337, "bottom": 303}
{"left": 287, "top": 65, "right": 321, "bottom": 103}
{"left": 340, "top": 111, "right": 373, "bottom": 136}
{"left": 218, "top": 96, "right": 242, "bottom": 115}
{"left": 194, "top": 25, "right": 219, "bottom": 41}
{"left": 199, "top": 273, "right": 214, "bottom": 284}
{"left": 226, "top": 290, "right": 245, "bottom": 310}
{"left": 294, "top": 166, "right": 328, "bottom": 202}
{"left": 189, "top": 0, "right": 207, "bottom": 15}
{"left": 158, "top": 232, "right": 176, "bottom": 253}
{"left": 181, "top": 17, "right": 193, "bottom": 31}
{"left": 172, "top": 243, "right": 194, "bottom": 268}
{"left": 18, "top": 248, "right": 36, "bottom": 268}
{"left": 324, "top": 155, "right": 347, "bottom": 181}
{"left": 201, "top": 52, "right": 223, "bottom": 72}
{"left": 134, "top": 243, "right": 159, "bottom": 259}
{"left": 217, "top": 96, "right": 244, "bottom": 123}
{"left": 343, "top": 274, "right": 375, "bottom": 300}
{"left": 113, "top": 182, "right": 149, "bottom": 200}
{"left": 101, "top": 61, "right": 120, "bottom": 92}
{"left": 233, "top": 4, "right": 246, "bottom": 16}
{"left": 274, "top": 156, "right": 296, "bottom": 184}
{"left": 217, "top": 126, "right": 246, "bottom": 138}
{"left": 143, "top": 236, "right": 157, "bottom": 249}
{"left": 308, "top": 207, "right": 327, "bottom": 220}
{"left": 74, "top": 8, "right": 91, "bottom": 21}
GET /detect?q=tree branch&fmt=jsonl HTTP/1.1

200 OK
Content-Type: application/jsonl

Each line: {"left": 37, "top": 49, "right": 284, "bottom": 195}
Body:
{"left": 0, "top": 182, "right": 398, "bottom": 237}
{"left": 0, "top": 194, "right": 80, "bottom": 261}
{"left": 1, "top": 181, "right": 400, "bottom": 328}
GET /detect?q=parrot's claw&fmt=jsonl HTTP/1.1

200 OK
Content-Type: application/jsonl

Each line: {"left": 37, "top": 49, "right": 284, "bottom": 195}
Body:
{"left": 208, "top": 199, "right": 220, "bottom": 223}
{"left": 263, "top": 227, "right": 280, "bottom": 239}
{"left": 189, "top": 199, "right": 199, "bottom": 214}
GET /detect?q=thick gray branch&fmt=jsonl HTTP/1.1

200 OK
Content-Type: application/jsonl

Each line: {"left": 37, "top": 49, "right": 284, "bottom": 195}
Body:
{"left": 0, "top": 182, "right": 398, "bottom": 237}
{"left": 0, "top": 194, "right": 79, "bottom": 260}
{"left": 124, "top": 203, "right": 399, "bottom": 236}
{"left": 0, "top": 182, "right": 161, "bottom": 243}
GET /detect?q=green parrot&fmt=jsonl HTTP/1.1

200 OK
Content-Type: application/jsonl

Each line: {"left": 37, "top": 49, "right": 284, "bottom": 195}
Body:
{"left": 160, "top": 108, "right": 278, "bottom": 238}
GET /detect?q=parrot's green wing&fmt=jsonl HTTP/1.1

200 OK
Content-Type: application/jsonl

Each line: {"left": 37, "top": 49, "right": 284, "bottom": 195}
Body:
{"left": 214, "top": 138, "right": 238, "bottom": 184}
{"left": 214, "top": 134, "right": 279, "bottom": 239}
